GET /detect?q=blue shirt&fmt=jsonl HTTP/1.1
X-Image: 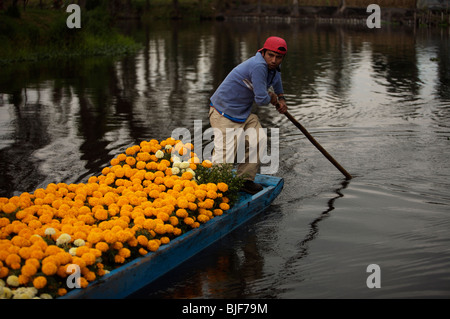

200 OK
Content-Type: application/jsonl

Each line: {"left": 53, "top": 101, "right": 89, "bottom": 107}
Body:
{"left": 210, "top": 52, "right": 283, "bottom": 122}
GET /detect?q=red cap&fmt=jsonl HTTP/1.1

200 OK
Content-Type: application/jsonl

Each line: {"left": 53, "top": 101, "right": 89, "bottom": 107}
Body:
{"left": 258, "top": 36, "right": 287, "bottom": 55}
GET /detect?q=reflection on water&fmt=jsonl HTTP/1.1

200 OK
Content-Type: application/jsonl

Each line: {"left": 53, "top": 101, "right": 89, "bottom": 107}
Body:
{"left": 1, "top": 20, "right": 450, "bottom": 298}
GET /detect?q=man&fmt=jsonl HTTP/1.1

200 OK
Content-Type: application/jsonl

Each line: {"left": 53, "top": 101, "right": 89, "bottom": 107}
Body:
{"left": 209, "top": 36, "right": 288, "bottom": 194}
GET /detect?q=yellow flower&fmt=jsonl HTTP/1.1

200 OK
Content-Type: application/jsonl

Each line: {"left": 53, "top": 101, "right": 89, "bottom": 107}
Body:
{"left": 6, "top": 275, "right": 20, "bottom": 287}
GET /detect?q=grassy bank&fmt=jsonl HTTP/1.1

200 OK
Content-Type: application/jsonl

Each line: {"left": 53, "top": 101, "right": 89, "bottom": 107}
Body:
{"left": 0, "top": 6, "right": 141, "bottom": 64}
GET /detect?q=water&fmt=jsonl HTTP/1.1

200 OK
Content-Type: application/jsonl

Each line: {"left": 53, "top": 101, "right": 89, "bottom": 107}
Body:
{"left": 1, "top": 20, "right": 449, "bottom": 299}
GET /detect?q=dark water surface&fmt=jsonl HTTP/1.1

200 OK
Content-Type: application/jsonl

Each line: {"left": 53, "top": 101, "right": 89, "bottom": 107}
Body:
{"left": 1, "top": 20, "right": 449, "bottom": 299}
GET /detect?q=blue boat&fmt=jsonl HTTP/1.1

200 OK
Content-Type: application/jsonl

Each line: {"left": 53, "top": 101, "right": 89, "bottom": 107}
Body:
{"left": 61, "top": 174, "right": 284, "bottom": 299}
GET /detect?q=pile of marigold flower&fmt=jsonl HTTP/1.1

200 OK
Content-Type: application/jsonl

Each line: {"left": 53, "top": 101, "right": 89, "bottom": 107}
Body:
{"left": 0, "top": 138, "right": 237, "bottom": 299}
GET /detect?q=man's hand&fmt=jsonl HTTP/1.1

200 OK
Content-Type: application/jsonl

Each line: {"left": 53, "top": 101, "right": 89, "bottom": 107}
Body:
{"left": 269, "top": 92, "right": 278, "bottom": 106}
{"left": 276, "top": 98, "right": 288, "bottom": 114}
{"left": 269, "top": 92, "right": 288, "bottom": 114}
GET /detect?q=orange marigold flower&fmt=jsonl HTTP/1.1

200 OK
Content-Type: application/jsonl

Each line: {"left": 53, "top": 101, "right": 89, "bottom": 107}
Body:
{"left": 217, "top": 182, "right": 228, "bottom": 192}
{"left": 5, "top": 253, "right": 21, "bottom": 267}
{"left": 114, "top": 255, "right": 125, "bottom": 264}
{"left": 42, "top": 262, "right": 58, "bottom": 276}
{"left": 202, "top": 160, "right": 212, "bottom": 168}
{"left": 84, "top": 271, "right": 96, "bottom": 282}
{"left": 184, "top": 217, "right": 194, "bottom": 226}
{"left": 173, "top": 227, "right": 182, "bottom": 236}
{"left": 160, "top": 237, "right": 170, "bottom": 245}
{"left": 18, "top": 274, "right": 30, "bottom": 285}
{"left": 176, "top": 209, "right": 188, "bottom": 218}
{"left": 33, "top": 276, "right": 47, "bottom": 289}
{"left": 200, "top": 213, "right": 212, "bottom": 222}
{"left": 177, "top": 197, "right": 189, "bottom": 209}
{"left": 58, "top": 288, "right": 68, "bottom": 296}
{"left": 137, "top": 235, "right": 148, "bottom": 247}
{"left": 147, "top": 240, "right": 160, "bottom": 252}
{"left": 95, "top": 242, "right": 109, "bottom": 252}
{"left": 21, "top": 264, "right": 37, "bottom": 277}
{"left": 94, "top": 208, "right": 108, "bottom": 221}
{"left": 81, "top": 252, "right": 96, "bottom": 266}
{"left": 118, "top": 248, "right": 131, "bottom": 258}
{"left": 0, "top": 266, "right": 9, "bottom": 278}
{"left": 207, "top": 190, "right": 218, "bottom": 199}
{"left": 2, "top": 202, "right": 17, "bottom": 214}
{"left": 126, "top": 156, "right": 136, "bottom": 166}
{"left": 169, "top": 216, "right": 179, "bottom": 226}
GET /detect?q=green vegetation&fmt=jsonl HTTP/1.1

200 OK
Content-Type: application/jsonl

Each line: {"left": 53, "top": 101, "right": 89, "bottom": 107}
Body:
{"left": 139, "top": 0, "right": 215, "bottom": 21}
{"left": 195, "top": 164, "right": 245, "bottom": 206}
{"left": 0, "top": 2, "right": 141, "bottom": 64}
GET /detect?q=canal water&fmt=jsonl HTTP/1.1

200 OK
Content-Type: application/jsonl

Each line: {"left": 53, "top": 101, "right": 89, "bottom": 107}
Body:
{"left": 1, "top": 20, "right": 449, "bottom": 299}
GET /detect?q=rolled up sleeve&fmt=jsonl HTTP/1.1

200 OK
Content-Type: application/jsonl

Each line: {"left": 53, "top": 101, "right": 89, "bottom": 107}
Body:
{"left": 251, "top": 65, "right": 271, "bottom": 106}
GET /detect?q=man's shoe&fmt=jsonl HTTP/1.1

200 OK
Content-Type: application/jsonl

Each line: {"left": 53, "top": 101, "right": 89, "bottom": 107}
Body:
{"left": 241, "top": 180, "right": 263, "bottom": 195}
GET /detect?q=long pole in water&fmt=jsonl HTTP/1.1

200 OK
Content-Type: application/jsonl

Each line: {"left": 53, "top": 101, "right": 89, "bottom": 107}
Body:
{"left": 245, "top": 80, "right": 352, "bottom": 179}
{"left": 282, "top": 110, "right": 353, "bottom": 180}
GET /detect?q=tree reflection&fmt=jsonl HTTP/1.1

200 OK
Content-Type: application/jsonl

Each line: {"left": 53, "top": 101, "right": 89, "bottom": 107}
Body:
{"left": 0, "top": 20, "right": 448, "bottom": 201}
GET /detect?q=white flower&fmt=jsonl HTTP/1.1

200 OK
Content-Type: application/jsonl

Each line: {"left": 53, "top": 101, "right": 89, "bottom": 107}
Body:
{"left": 6, "top": 275, "right": 19, "bottom": 287}
{"left": 155, "top": 150, "right": 164, "bottom": 159}
{"left": 179, "top": 161, "right": 190, "bottom": 169}
{"left": 12, "top": 287, "right": 37, "bottom": 299}
{"left": 171, "top": 167, "right": 180, "bottom": 175}
{"left": 74, "top": 239, "right": 85, "bottom": 247}
{"left": 39, "top": 293, "right": 53, "bottom": 299}
{"left": 44, "top": 227, "right": 56, "bottom": 236}
{"left": 56, "top": 233, "right": 71, "bottom": 246}
{"left": 1, "top": 287, "right": 12, "bottom": 299}
{"left": 165, "top": 145, "right": 173, "bottom": 150}
{"left": 69, "top": 247, "right": 77, "bottom": 256}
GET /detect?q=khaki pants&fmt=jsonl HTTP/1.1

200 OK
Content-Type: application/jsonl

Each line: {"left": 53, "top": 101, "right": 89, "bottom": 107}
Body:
{"left": 209, "top": 107, "right": 267, "bottom": 181}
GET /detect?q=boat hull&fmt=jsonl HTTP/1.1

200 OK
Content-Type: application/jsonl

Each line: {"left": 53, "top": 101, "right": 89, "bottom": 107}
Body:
{"left": 61, "top": 174, "right": 284, "bottom": 299}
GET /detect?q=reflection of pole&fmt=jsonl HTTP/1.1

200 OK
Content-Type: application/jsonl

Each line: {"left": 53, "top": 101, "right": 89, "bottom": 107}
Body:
{"left": 299, "top": 179, "right": 350, "bottom": 251}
